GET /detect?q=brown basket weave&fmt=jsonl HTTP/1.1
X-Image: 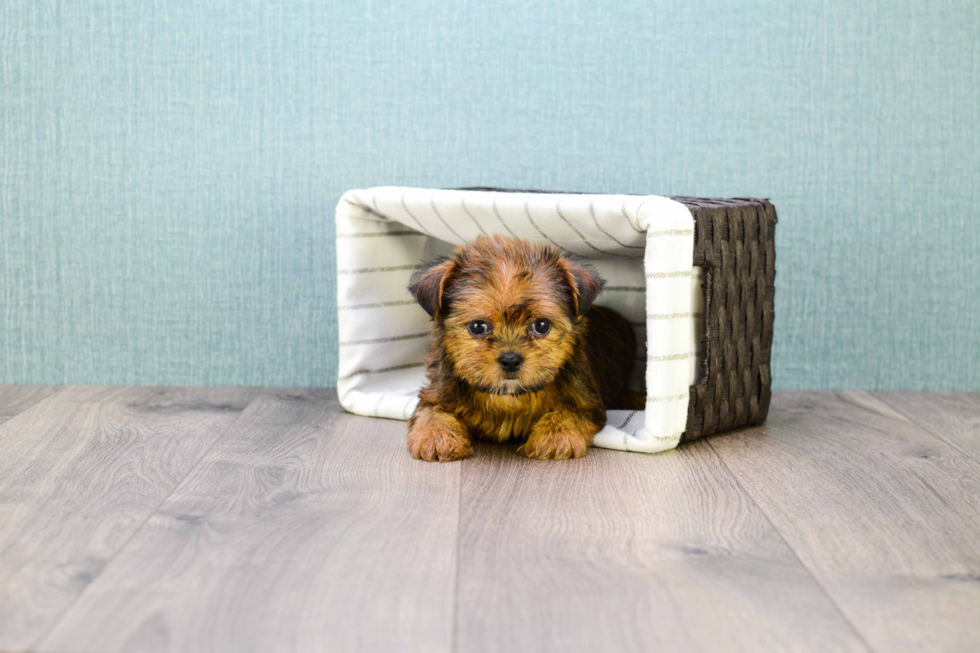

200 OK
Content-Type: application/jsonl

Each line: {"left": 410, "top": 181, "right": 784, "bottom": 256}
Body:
{"left": 673, "top": 197, "right": 777, "bottom": 441}
{"left": 457, "top": 188, "right": 777, "bottom": 443}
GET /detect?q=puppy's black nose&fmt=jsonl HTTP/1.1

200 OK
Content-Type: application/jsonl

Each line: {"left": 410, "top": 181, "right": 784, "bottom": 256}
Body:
{"left": 498, "top": 351, "right": 523, "bottom": 373}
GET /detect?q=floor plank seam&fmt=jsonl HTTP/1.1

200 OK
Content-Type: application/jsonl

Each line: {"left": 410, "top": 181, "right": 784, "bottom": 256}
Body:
{"left": 450, "top": 461, "right": 464, "bottom": 653}
{"left": 869, "top": 393, "right": 980, "bottom": 468}
{"left": 703, "top": 438, "right": 879, "bottom": 653}
{"left": 27, "top": 387, "right": 266, "bottom": 651}
{"left": 0, "top": 385, "right": 66, "bottom": 428}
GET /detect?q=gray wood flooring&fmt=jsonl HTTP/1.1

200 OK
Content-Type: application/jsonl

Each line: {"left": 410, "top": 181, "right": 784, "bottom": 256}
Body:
{"left": 0, "top": 386, "right": 976, "bottom": 653}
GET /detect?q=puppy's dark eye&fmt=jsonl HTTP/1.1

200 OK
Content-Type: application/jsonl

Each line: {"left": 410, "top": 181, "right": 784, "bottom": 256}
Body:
{"left": 467, "top": 320, "right": 490, "bottom": 336}
{"left": 529, "top": 319, "right": 551, "bottom": 336}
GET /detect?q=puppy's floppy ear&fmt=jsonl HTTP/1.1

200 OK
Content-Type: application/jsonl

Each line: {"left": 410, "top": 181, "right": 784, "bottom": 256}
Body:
{"left": 409, "top": 257, "right": 458, "bottom": 318}
{"left": 557, "top": 258, "right": 604, "bottom": 318}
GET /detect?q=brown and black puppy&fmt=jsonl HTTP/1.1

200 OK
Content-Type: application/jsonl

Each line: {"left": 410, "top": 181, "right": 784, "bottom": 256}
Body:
{"left": 407, "top": 235, "right": 637, "bottom": 461}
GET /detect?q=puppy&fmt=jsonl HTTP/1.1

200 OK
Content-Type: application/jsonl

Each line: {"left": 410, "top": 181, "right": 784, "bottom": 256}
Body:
{"left": 407, "top": 235, "right": 637, "bottom": 461}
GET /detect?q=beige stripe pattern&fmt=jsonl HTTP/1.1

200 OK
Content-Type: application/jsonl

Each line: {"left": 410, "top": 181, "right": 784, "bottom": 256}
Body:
{"left": 337, "top": 231, "right": 424, "bottom": 238}
{"left": 339, "top": 332, "right": 429, "bottom": 346}
{"left": 338, "top": 361, "right": 426, "bottom": 382}
{"left": 555, "top": 199, "right": 627, "bottom": 257}
{"left": 646, "top": 393, "right": 690, "bottom": 403}
{"left": 647, "top": 312, "right": 703, "bottom": 320}
{"left": 338, "top": 299, "right": 417, "bottom": 310}
{"left": 647, "top": 352, "right": 692, "bottom": 362}
{"left": 647, "top": 229, "right": 694, "bottom": 237}
{"left": 337, "top": 264, "right": 418, "bottom": 275}
{"left": 336, "top": 187, "right": 700, "bottom": 453}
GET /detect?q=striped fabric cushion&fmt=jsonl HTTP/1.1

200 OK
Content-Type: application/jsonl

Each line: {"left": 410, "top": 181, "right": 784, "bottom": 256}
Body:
{"left": 335, "top": 187, "right": 702, "bottom": 453}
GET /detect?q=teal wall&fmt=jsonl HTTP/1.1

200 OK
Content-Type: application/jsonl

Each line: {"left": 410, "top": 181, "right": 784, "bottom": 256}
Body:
{"left": 2, "top": 1, "right": 978, "bottom": 390}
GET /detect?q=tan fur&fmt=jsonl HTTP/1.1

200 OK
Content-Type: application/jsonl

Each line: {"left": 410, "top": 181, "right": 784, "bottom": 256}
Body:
{"left": 406, "top": 235, "right": 636, "bottom": 461}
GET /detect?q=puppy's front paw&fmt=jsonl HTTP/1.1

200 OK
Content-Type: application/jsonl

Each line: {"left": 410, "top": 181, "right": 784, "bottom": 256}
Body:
{"left": 518, "top": 426, "right": 590, "bottom": 460}
{"left": 408, "top": 419, "right": 472, "bottom": 462}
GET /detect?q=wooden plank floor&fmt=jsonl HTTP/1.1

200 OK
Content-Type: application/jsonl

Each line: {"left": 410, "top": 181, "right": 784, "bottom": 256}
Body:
{"left": 0, "top": 386, "right": 976, "bottom": 653}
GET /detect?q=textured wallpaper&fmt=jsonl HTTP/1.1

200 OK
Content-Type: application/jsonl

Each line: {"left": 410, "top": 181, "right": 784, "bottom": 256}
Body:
{"left": 1, "top": 0, "right": 978, "bottom": 390}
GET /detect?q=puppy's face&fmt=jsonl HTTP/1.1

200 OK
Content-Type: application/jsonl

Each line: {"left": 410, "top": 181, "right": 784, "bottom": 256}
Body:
{"left": 410, "top": 236, "right": 603, "bottom": 395}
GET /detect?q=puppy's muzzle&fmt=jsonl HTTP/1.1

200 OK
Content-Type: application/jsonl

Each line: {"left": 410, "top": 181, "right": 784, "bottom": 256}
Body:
{"left": 497, "top": 351, "right": 523, "bottom": 374}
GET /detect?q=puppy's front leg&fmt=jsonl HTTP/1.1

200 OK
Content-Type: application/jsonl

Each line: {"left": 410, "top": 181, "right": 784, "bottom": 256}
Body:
{"left": 408, "top": 402, "right": 472, "bottom": 462}
{"left": 518, "top": 408, "right": 602, "bottom": 460}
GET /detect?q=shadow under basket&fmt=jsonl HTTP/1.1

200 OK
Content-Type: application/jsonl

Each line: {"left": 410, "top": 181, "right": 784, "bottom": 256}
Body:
{"left": 334, "top": 187, "right": 776, "bottom": 453}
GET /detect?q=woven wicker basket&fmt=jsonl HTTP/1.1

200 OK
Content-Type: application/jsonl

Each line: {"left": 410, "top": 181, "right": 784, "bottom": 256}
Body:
{"left": 461, "top": 190, "right": 778, "bottom": 442}
{"left": 673, "top": 197, "right": 776, "bottom": 441}
{"left": 334, "top": 187, "right": 776, "bottom": 451}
